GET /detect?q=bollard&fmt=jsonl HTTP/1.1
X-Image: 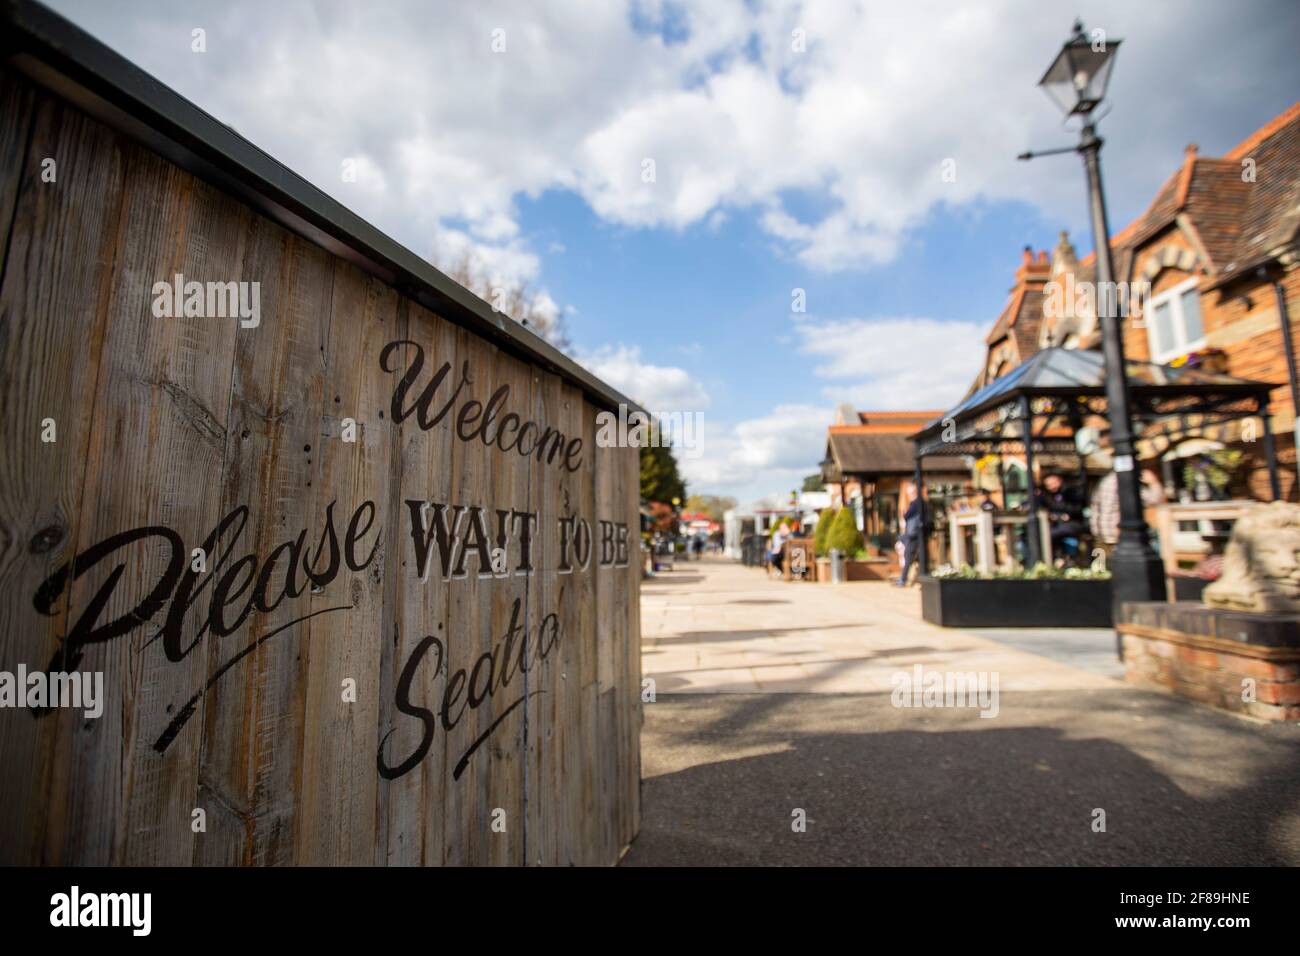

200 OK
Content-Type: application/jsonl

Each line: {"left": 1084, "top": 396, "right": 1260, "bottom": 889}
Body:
{"left": 830, "top": 548, "right": 844, "bottom": 583}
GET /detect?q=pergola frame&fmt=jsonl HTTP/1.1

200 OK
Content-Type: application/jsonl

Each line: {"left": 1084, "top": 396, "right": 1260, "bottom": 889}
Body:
{"left": 910, "top": 349, "right": 1280, "bottom": 573}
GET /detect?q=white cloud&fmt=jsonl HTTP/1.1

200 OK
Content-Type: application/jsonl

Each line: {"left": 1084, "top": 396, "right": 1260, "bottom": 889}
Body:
{"left": 681, "top": 403, "right": 831, "bottom": 500}
{"left": 573, "top": 345, "right": 709, "bottom": 413}
{"left": 761, "top": 208, "right": 899, "bottom": 270}
{"left": 795, "top": 316, "right": 988, "bottom": 409}
{"left": 427, "top": 228, "right": 542, "bottom": 293}
{"left": 685, "top": 315, "right": 984, "bottom": 498}
{"left": 49, "top": 0, "right": 1298, "bottom": 279}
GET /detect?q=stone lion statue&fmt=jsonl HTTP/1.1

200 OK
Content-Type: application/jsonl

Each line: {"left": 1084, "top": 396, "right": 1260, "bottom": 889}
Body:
{"left": 1203, "top": 501, "right": 1300, "bottom": 612}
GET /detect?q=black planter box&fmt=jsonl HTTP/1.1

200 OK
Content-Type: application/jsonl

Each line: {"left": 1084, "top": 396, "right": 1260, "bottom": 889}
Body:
{"left": 1170, "top": 576, "right": 1210, "bottom": 603}
{"left": 920, "top": 576, "right": 1113, "bottom": 627}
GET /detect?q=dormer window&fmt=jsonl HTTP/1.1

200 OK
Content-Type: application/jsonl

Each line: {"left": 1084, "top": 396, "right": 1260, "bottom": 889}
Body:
{"left": 1145, "top": 277, "right": 1206, "bottom": 363}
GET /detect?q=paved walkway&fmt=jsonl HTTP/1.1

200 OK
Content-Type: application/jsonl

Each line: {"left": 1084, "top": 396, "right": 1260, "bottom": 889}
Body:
{"left": 624, "top": 558, "right": 1300, "bottom": 866}
{"left": 641, "top": 558, "right": 1122, "bottom": 694}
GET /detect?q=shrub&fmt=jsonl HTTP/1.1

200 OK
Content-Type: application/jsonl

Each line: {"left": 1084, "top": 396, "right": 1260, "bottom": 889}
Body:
{"left": 825, "top": 506, "right": 863, "bottom": 556}
{"left": 812, "top": 508, "right": 835, "bottom": 556}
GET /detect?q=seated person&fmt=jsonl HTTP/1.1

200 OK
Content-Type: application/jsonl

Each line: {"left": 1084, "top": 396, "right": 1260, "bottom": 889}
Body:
{"left": 1035, "top": 472, "right": 1084, "bottom": 554}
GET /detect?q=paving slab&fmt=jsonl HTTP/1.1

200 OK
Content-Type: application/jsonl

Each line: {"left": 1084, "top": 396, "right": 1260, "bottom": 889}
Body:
{"left": 642, "top": 558, "right": 1119, "bottom": 695}
{"left": 629, "top": 558, "right": 1300, "bottom": 866}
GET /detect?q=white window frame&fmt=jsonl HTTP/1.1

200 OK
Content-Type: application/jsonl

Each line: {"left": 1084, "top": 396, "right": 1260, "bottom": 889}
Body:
{"left": 1144, "top": 277, "right": 1207, "bottom": 363}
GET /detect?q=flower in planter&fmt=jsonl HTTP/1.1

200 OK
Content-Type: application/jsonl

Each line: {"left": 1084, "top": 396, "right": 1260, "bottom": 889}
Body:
{"left": 1182, "top": 449, "right": 1244, "bottom": 500}
{"left": 931, "top": 563, "right": 980, "bottom": 579}
{"left": 1170, "top": 348, "right": 1229, "bottom": 373}
{"left": 931, "top": 562, "right": 1110, "bottom": 581}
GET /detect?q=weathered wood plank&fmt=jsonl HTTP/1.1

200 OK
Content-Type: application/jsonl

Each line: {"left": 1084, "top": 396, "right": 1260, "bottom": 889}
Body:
{"left": 377, "top": 301, "right": 455, "bottom": 866}
{"left": 593, "top": 407, "right": 623, "bottom": 866}
{"left": 0, "top": 87, "right": 128, "bottom": 865}
{"left": 563, "top": 385, "right": 599, "bottom": 866}
{"left": 618, "top": 425, "right": 643, "bottom": 853}
{"left": 295, "top": 262, "right": 398, "bottom": 865}
{"left": 0, "top": 70, "right": 36, "bottom": 271}
{"left": 97, "top": 155, "right": 249, "bottom": 866}
{"left": 481, "top": 344, "right": 532, "bottom": 866}
{"left": 439, "top": 327, "right": 497, "bottom": 865}
{"left": 193, "top": 222, "right": 332, "bottom": 865}
{"left": 524, "top": 369, "right": 560, "bottom": 865}
{"left": 0, "top": 68, "right": 42, "bottom": 867}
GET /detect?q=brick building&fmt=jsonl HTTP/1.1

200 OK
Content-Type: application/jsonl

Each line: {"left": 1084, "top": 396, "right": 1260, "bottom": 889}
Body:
{"left": 972, "top": 247, "right": 1053, "bottom": 391}
{"left": 974, "top": 101, "right": 1300, "bottom": 501}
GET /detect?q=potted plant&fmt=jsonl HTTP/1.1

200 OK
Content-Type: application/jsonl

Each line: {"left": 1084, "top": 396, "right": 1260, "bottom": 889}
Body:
{"left": 812, "top": 508, "right": 835, "bottom": 581}
{"left": 817, "top": 507, "right": 894, "bottom": 581}
{"left": 1182, "top": 449, "right": 1244, "bottom": 501}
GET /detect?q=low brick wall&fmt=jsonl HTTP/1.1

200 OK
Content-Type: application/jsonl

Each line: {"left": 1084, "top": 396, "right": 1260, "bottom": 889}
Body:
{"left": 847, "top": 557, "right": 895, "bottom": 581}
{"left": 1118, "top": 603, "right": 1300, "bottom": 722}
{"left": 811, "top": 556, "right": 895, "bottom": 582}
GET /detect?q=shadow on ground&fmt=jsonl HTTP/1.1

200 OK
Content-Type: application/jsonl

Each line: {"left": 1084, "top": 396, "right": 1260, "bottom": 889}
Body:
{"left": 621, "top": 690, "right": 1300, "bottom": 866}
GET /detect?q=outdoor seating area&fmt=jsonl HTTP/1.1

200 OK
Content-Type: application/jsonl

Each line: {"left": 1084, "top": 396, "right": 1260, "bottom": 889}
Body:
{"left": 911, "top": 347, "right": 1281, "bottom": 567}
{"left": 899, "top": 348, "right": 1283, "bottom": 634}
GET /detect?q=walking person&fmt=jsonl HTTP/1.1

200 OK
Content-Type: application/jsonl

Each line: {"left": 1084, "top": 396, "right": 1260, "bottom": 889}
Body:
{"left": 1090, "top": 467, "right": 1166, "bottom": 556}
{"left": 894, "top": 481, "right": 922, "bottom": 587}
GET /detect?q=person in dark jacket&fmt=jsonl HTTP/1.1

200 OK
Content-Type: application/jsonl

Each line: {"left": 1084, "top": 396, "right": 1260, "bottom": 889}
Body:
{"left": 894, "top": 481, "right": 922, "bottom": 587}
{"left": 1034, "top": 472, "right": 1084, "bottom": 556}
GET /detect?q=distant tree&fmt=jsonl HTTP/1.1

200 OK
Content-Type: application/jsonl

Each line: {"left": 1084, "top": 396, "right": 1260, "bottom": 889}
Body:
{"left": 640, "top": 439, "right": 686, "bottom": 506}
{"left": 802, "top": 473, "right": 825, "bottom": 492}
{"left": 646, "top": 500, "right": 677, "bottom": 534}
{"left": 684, "top": 494, "right": 737, "bottom": 521}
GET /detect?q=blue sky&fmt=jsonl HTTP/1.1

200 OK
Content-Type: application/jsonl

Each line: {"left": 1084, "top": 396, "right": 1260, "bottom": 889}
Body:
{"left": 47, "top": 0, "right": 1300, "bottom": 502}
{"left": 526, "top": 189, "right": 1054, "bottom": 417}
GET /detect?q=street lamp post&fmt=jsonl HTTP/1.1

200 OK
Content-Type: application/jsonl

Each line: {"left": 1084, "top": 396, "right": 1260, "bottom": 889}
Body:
{"left": 1025, "top": 21, "right": 1166, "bottom": 646}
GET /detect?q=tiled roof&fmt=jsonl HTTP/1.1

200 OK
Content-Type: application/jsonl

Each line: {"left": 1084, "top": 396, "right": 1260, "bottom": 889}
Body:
{"left": 1224, "top": 101, "right": 1300, "bottom": 162}
{"left": 826, "top": 430, "right": 965, "bottom": 476}
{"left": 840, "top": 411, "right": 945, "bottom": 431}
{"left": 1217, "top": 103, "right": 1300, "bottom": 279}
{"left": 825, "top": 413, "right": 965, "bottom": 476}
{"left": 1181, "top": 157, "right": 1252, "bottom": 270}
{"left": 1077, "top": 102, "right": 1300, "bottom": 282}
{"left": 986, "top": 249, "right": 1051, "bottom": 349}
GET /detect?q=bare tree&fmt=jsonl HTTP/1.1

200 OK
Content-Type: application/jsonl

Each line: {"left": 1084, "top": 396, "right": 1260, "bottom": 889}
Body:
{"left": 441, "top": 254, "right": 569, "bottom": 350}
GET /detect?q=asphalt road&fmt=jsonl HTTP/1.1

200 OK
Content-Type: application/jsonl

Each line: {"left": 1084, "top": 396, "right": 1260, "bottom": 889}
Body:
{"left": 621, "top": 689, "right": 1300, "bottom": 866}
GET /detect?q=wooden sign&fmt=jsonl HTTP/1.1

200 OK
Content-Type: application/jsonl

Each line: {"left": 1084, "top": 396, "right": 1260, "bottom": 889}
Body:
{"left": 0, "top": 5, "right": 641, "bottom": 866}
